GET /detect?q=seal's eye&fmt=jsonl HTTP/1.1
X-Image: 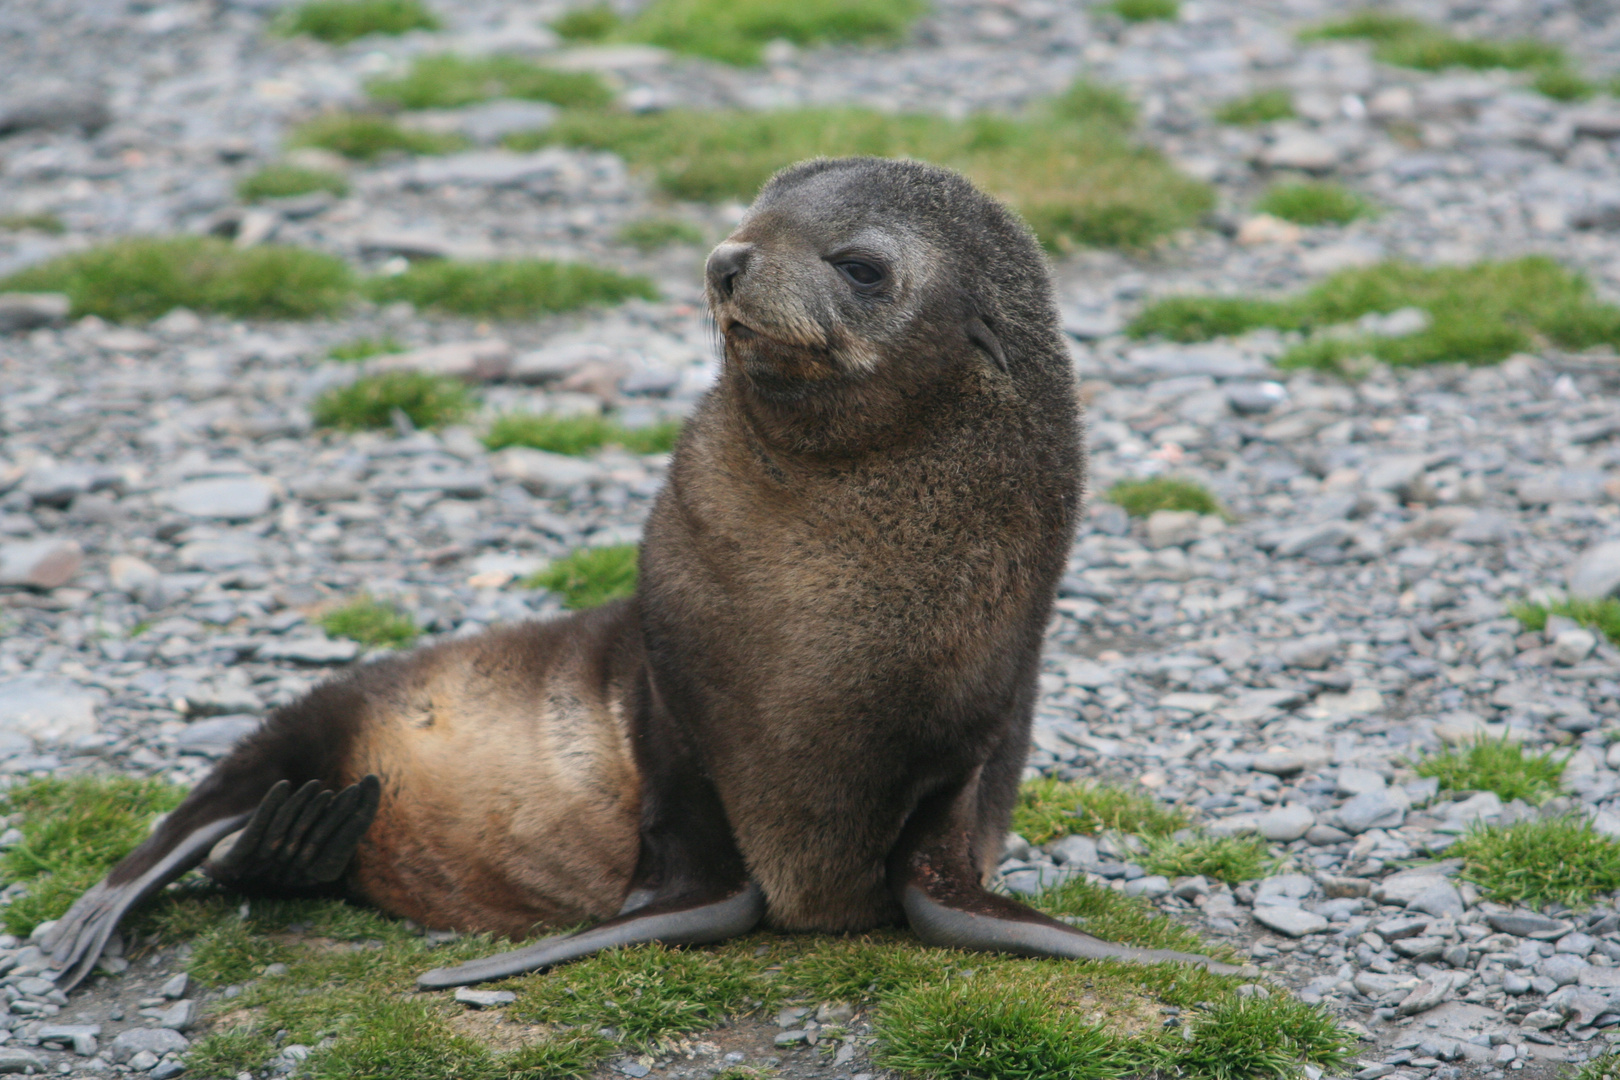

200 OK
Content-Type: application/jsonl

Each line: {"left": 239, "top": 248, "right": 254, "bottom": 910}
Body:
{"left": 834, "top": 260, "right": 884, "bottom": 288}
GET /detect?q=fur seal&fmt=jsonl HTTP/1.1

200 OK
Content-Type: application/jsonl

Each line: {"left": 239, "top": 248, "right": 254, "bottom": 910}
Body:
{"left": 43, "top": 157, "right": 1227, "bottom": 992}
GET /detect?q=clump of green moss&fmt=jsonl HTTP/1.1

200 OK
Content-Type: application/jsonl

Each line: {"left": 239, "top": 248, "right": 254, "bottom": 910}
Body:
{"left": 289, "top": 112, "right": 467, "bottom": 161}
{"left": 1255, "top": 182, "right": 1372, "bottom": 226}
{"left": 552, "top": 5, "right": 620, "bottom": 42}
{"left": 320, "top": 595, "right": 421, "bottom": 648}
{"left": 1128, "top": 256, "right": 1620, "bottom": 370}
{"left": 312, "top": 371, "right": 473, "bottom": 430}
{"left": 0, "top": 213, "right": 66, "bottom": 234}
{"left": 366, "top": 259, "right": 657, "bottom": 318}
{"left": 275, "top": 0, "right": 440, "bottom": 44}
{"left": 1140, "top": 834, "right": 1279, "bottom": 885}
{"left": 1414, "top": 736, "right": 1566, "bottom": 804}
{"left": 1106, "top": 476, "right": 1225, "bottom": 518}
{"left": 0, "top": 237, "right": 355, "bottom": 322}
{"left": 327, "top": 336, "right": 404, "bottom": 362}
{"left": 615, "top": 0, "right": 925, "bottom": 66}
{"left": 1213, "top": 89, "right": 1294, "bottom": 125}
{"left": 484, "top": 412, "right": 683, "bottom": 455}
{"left": 237, "top": 163, "right": 350, "bottom": 203}
{"left": 1452, "top": 816, "right": 1620, "bottom": 909}
{"left": 526, "top": 544, "right": 639, "bottom": 609}
{"left": 1106, "top": 0, "right": 1178, "bottom": 22}
{"left": 1011, "top": 777, "right": 1189, "bottom": 845}
{"left": 1513, "top": 597, "right": 1620, "bottom": 646}
{"left": 365, "top": 54, "right": 612, "bottom": 110}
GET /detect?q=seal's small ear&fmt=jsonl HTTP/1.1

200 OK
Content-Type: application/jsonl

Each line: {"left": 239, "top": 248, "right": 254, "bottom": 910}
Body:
{"left": 965, "top": 315, "right": 1008, "bottom": 373}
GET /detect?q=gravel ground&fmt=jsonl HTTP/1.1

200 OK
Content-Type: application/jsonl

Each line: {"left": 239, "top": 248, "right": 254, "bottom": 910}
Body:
{"left": 5, "top": 0, "right": 1620, "bottom": 1078}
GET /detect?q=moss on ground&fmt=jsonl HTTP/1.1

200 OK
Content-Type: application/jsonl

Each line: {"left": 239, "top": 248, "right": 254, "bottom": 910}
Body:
{"left": 274, "top": 0, "right": 440, "bottom": 43}
{"left": 319, "top": 595, "right": 421, "bottom": 647}
{"left": 597, "top": 0, "right": 926, "bottom": 67}
{"left": 1451, "top": 816, "right": 1620, "bottom": 909}
{"left": 484, "top": 412, "right": 683, "bottom": 456}
{"left": 365, "top": 259, "right": 657, "bottom": 318}
{"left": 1140, "top": 834, "right": 1280, "bottom": 885}
{"left": 1128, "top": 256, "right": 1620, "bottom": 370}
{"left": 616, "top": 217, "right": 707, "bottom": 251}
{"left": 289, "top": 112, "right": 467, "bottom": 161}
{"left": 0, "top": 237, "right": 355, "bottom": 322}
{"left": 1413, "top": 736, "right": 1567, "bottom": 805}
{"left": 1255, "top": 182, "right": 1372, "bottom": 226}
{"left": 552, "top": 5, "right": 619, "bottom": 42}
{"left": 1106, "top": 0, "right": 1179, "bottom": 22}
{"left": 1106, "top": 476, "right": 1225, "bottom": 519}
{"left": 237, "top": 163, "right": 350, "bottom": 203}
{"left": 1213, "top": 89, "right": 1294, "bottom": 125}
{"left": 1513, "top": 597, "right": 1620, "bottom": 647}
{"left": 2, "top": 777, "right": 1344, "bottom": 1080}
{"left": 312, "top": 371, "right": 474, "bottom": 430}
{"left": 526, "top": 544, "right": 639, "bottom": 609}
{"left": 1012, "top": 777, "right": 1190, "bottom": 845}
{"left": 507, "top": 79, "right": 1210, "bottom": 251}
{"left": 327, "top": 336, "right": 404, "bottom": 362}
{"left": 365, "top": 54, "right": 612, "bottom": 110}
{"left": 0, "top": 213, "right": 66, "bottom": 234}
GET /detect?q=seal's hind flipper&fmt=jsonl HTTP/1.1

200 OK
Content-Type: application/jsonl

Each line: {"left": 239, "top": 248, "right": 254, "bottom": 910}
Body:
{"left": 205, "top": 775, "right": 380, "bottom": 891}
{"left": 43, "top": 814, "right": 250, "bottom": 991}
{"left": 416, "top": 882, "right": 764, "bottom": 990}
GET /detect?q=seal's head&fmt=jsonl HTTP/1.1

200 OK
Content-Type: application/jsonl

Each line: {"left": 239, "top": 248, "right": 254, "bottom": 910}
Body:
{"left": 705, "top": 158, "right": 1067, "bottom": 414}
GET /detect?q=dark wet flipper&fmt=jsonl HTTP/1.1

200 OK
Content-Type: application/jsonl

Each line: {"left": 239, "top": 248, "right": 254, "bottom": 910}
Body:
{"left": 416, "top": 882, "right": 765, "bottom": 990}
{"left": 297, "top": 775, "right": 380, "bottom": 883}
{"left": 207, "top": 776, "right": 380, "bottom": 890}
{"left": 205, "top": 779, "right": 293, "bottom": 880}
{"left": 44, "top": 814, "right": 250, "bottom": 991}
{"left": 901, "top": 885, "right": 1241, "bottom": 974}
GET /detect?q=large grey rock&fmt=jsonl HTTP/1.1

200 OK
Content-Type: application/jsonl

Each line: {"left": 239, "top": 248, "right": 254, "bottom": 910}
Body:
{"left": 255, "top": 637, "right": 359, "bottom": 665}
{"left": 1536, "top": 954, "right": 1589, "bottom": 987}
{"left": 0, "top": 293, "right": 70, "bottom": 333}
{"left": 1397, "top": 973, "right": 1461, "bottom": 1016}
{"left": 0, "top": 90, "right": 110, "bottom": 135}
{"left": 0, "top": 1048, "right": 44, "bottom": 1073}
{"left": 1258, "top": 803, "right": 1316, "bottom": 841}
{"left": 1486, "top": 911, "right": 1570, "bottom": 938}
{"left": 164, "top": 476, "right": 276, "bottom": 520}
{"left": 1406, "top": 882, "right": 1466, "bottom": 919}
{"left": 1049, "top": 835, "right": 1099, "bottom": 866}
{"left": 0, "top": 676, "right": 102, "bottom": 743}
{"left": 1372, "top": 867, "right": 1453, "bottom": 906}
{"left": 1337, "top": 787, "right": 1409, "bottom": 834}
{"left": 1568, "top": 540, "right": 1620, "bottom": 602}
{"left": 1253, "top": 906, "right": 1329, "bottom": 937}
{"left": 108, "top": 1028, "right": 189, "bottom": 1064}
{"left": 0, "top": 537, "right": 82, "bottom": 588}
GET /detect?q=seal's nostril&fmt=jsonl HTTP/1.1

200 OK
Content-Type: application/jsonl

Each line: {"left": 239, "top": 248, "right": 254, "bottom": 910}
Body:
{"left": 706, "top": 244, "right": 753, "bottom": 300}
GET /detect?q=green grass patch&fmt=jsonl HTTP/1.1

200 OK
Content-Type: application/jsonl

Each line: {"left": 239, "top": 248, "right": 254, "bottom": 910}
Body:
{"left": 1213, "top": 89, "right": 1294, "bottom": 125}
{"left": 289, "top": 112, "right": 467, "bottom": 161}
{"left": 552, "top": 5, "right": 620, "bottom": 42}
{"left": 1414, "top": 735, "right": 1567, "bottom": 805}
{"left": 485, "top": 412, "right": 683, "bottom": 456}
{"left": 1512, "top": 597, "right": 1620, "bottom": 647}
{"left": 1300, "top": 11, "right": 1563, "bottom": 72}
{"left": 1575, "top": 1046, "right": 1620, "bottom": 1080}
{"left": 1255, "top": 182, "right": 1371, "bottom": 226}
{"left": 1012, "top": 778, "right": 1189, "bottom": 846}
{"left": 0, "top": 776, "right": 185, "bottom": 936}
{"left": 616, "top": 217, "right": 706, "bottom": 251}
{"left": 327, "top": 336, "right": 404, "bottom": 362}
{"left": 1106, "top": 476, "right": 1224, "bottom": 519}
{"left": 1533, "top": 66, "right": 1597, "bottom": 102}
{"left": 365, "top": 259, "right": 657, "bottom": 319}
{"left": 1129, "top": 257, "right": 1620, "bottom": 370}
{"left": 1451, "top": 816, "right": 1620, "bottom": 909}
{"left": 0, "top": 213, "right": 65, "bottom": 234}
{"left": 237, "top": 163, "right": 350, "bottom": 203}
{"left": 312, "top": 371, "right": 473, "bottom": 430}
{"left": 0, "top": 237, "right": 355, "bottom": 322}
{"left": 319, "top": 595, "right": 421, "bottom": 648}
{"left": 365, "top": 53, "right": 612, "bottom": 110}
{"left": 0, "top": 776, "right": 1343, "bottom": 1080}
{"left": 611, "top": 0, "right": 925, "bottom": 66}
{"left": 526, "top": 544, "right": 639, "bottom": 609}
{"left": 1140, "top": 834, "right": 1278, "bottom": 885}
{"left": 1106, "top": 0, "right": 1179, "bottom": 22}
{"left": 274, "top": 0, "right": 440, "bottom": 43}
{"left": 511, "top": 89, "right": 1210, "bottom": 251}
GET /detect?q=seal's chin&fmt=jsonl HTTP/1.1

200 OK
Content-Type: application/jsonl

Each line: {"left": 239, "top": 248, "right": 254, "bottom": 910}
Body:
{"left": 723, "top": 322, "right": 843, "bottom": 399}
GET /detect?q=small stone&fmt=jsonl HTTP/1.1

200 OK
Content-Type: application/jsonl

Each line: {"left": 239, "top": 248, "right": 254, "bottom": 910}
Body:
{"left": 1520, "top": 1009, "right": 1564, "bottom": 1031}
{"left": 1536, "top": 954, "right": 1588, "bottom": 987}
{"left": 1372, "top": 869, "right": 1453, "bottom": 907}
{"left": 37, "top": 1025, "right": 100, "bottom": 1057}
{"left": 128, "top": 1050, "right": 160, "bottom": 1071}
{"left": 1334, "top": 768, "right": 1386, "bottom": 796}
{"left": 616, "top": 1060, "right": 652, "bottom": 1079}
{"left": 1276, "top": 633, "right": 1340, "bottom": 670}
{"left": 176, "top": 715, "right": 261, "bottom": 757}
{"left": 150, "top": 1062, "right": 187, "bottom": 1080}
{"left": 454, "top": 988, "right": 516, "bottom": 1008}
{"left": 1258, "top": 803, "right": 1316, "bottom": 841}
{"left": 0, "top": 90, "right": 110, "bottom": 135}
{"left": 1552, "top": 629, "right": 1597, "bottom": 666}
{"left": 157, "top": 999, "right": 195, "bottom": 1031}
{"left": 163, "top": 476, "right": 276, "bottom": 520}
{"left": 161, "top": 973, "right": 189, "bottom": 999}
{"left": 1261, "top": 129, "right": 1340, "bottom": 171}
{"left": 1397, "top": 973, "right": 1460, "bottom": 1016}
{"left": 1487, "top": 912, "right": 1570, "bottom": 938}
{"left": 0, "top": 293, "right": 70, "bottom": 333}
{"left": 1306, "top": 824, "right": 1353, "bottom": 846}
{"left": 1392, "top": 936, "right": 1444, "bottom": 960}
{"left": 1406, "top": 882, "right": 1466, "bottom": 920}
{"left": 1568, "top": 540, "right": 1620, "bottom": 602}
{"left": 0, "top": 1048, "right": 44, "bottom": 1074}
{"left": 774, "top": 1030, "right": 809, "bottom": 1046}
{"left": 1146, "top": 510, "right": 1203, "bottom": 549}
{"left": 108, "top": 554, "right": 161, "bottom": 594}
{"left": 1556, "top": 933, "right": 1596, "bottom": 956}
{"left": 0, "top": 537, "right": 83, "bottom": 588}
{"left": 1253, "top": 906, "right": 1329, "bottom": 938}
{"left": 1337, "top": 788, "right": 1408, "bottom": 834}
{"left": 0, "top": 676, "right": 102, "bottom": 743}
{"left": 1502, "top": 972, "right": 1531, "bottom": 994}
{"left": 1123, "top": 875, "right": 1171, "bottom": 899}
{"left": 490, "top": 447, "right": 606, "bottom": 496}
{"left": 108, "top": 1028, "right": 189, "bottom": 1064}
{"left": 368, "top": 340, "right": 513, "bottom": 382}
{"left": 1226, "top": 381, "right": 1287, "bottom": 415}
{"left": 1320, "top": 876, "right": 1370, "bottom": 899}
{"left": 1237, "top": 214, "right": 1302, "bottom": 245}
{"left": 254, "top": 637, "right": 359, "bottom": 664}
{"left": 1050, "top": 835, "right": 1098, "bottom": 866}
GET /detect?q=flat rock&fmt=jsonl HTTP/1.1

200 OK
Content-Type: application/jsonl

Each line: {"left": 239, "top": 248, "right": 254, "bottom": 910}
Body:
{"left": 1261, "top": 129, "right": 1340, "bottom": 171}
{"left": 178, "top": 537, "right": 266, "bottom": 571}
{"left": 164, "top": 476, "right": 276, "bottom": 520}
{"left": 1406, "top": 882, "right": 1466, "bottom": 919}
{"left": 1257, "top": 803, "right": 1316, "bottom": 841}
{"left": 176, "top": 715, "right": 261, "bottom": 757}
{"left": 1568, "top": 540, "right": 1620, "bottom": 602}
{"left": 1398, "top": 973, "right": 1462, "bottom": 1016}
{"left": 1122, "top": 343, "right": 1270, "bottom": 382}
{"left": 1373, "top": 867, "right": 1455, "bottom": 906}
{"left": 0, "top": 292, "right": 70, "bottom": 333}
{"left": 490, "top": 447, "right": 607, "bottom": 496}
{"left": 454, "top": 988, "right": 517, "bottom": 1007}
{"left": 0, "top": 90, "right": 110, "bottom": 135}
{"left": 1335, "top": 768, "right": 1386, "bottom": 796}
{"left": 0, "top": 537, "right": 82, "bottom": 588}
{"left": 0, "top": 1048, "right": 44, "bottom": 1074}
{"left": 1487, "top": 912, "right": 1571, "bottom": 938}
{"left": 1516, "top": 470, "right": 1607, "bottom": 506}
{"left": 1536, "top": 954, "right": 1588, "bottom": 986}
{"left": 1275, "top": 632, "right": 1339, "bottom": 669}
{"left": 1252, "top": 906, "right": 1328, "bottom": 937}
{"left": 254, "top": 637, "right": 359, "bottom": 664}
{"left": 108, "top": 1027, "right": 189, "bottom": 1064}
{"left": 368, "top": 340, "right": 513, "bottom": 382}
{"left": 0, "top": 676, "right": 102, "bottom": 743}
{"left": 1337, "top": 787, "right": 1409, "bottom": 834}
{"left": 1050, "top": 835, "right": 1098, "bottom": 866}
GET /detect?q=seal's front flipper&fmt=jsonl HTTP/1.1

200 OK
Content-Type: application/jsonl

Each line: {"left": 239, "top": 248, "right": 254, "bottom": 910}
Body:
{"left": 416, "top": 882, "right": 764, "bottom": 989}
{"left": 205, "top": 775, "right": 381, "bottom": 892}
{"left": 43, "top": 814, "right": 250, "bottom": 991}
{"left": 901, "top": 877, "right": 1238, "bottom": 973}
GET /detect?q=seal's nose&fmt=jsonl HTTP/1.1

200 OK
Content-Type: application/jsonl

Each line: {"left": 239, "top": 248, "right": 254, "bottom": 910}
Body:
{"left": 706, "top": 243, "right": 753, "bottom": 300}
